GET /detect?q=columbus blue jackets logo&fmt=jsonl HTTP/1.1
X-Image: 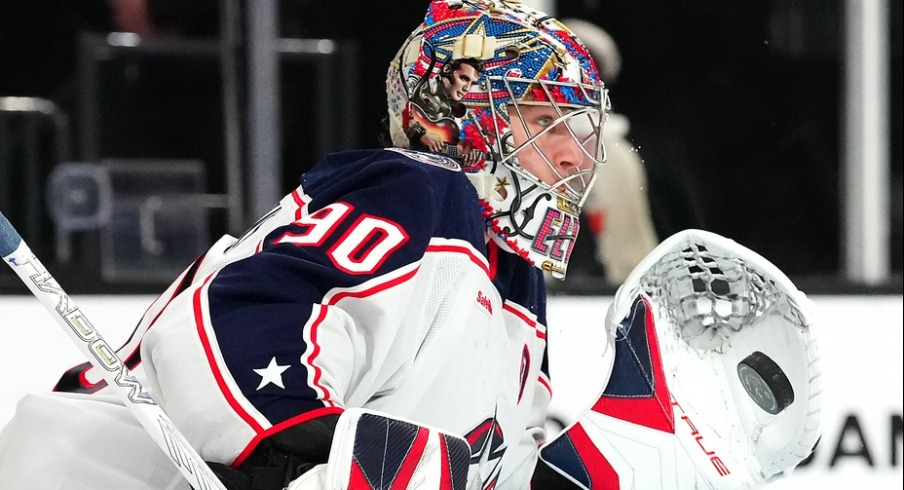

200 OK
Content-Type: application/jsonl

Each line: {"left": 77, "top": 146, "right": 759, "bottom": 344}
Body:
{"left": 387, "top": 148, "right": 461, "bottom": 171}
{"left": 465, "top": 415, "right": 507, "bottom": 489}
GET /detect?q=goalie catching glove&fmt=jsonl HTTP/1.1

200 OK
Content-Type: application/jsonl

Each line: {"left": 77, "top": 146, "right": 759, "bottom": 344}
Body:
{"left": 540, "top": 229, "right": 823, "bottom": 489}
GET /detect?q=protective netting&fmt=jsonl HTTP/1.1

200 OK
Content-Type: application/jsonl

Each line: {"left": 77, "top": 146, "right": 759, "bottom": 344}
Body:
{"left": 639, "top": 239, "right": 795, "bottom": 351}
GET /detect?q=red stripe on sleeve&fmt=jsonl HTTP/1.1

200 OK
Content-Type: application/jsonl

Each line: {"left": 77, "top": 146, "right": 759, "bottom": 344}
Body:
{"left": 193, "top": 275, "right": 265, "bottom": 434}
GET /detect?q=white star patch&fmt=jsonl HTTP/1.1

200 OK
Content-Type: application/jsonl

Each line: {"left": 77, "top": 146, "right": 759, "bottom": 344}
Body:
{"left": 253, "top": 357, "right": 291, "bottom": 390}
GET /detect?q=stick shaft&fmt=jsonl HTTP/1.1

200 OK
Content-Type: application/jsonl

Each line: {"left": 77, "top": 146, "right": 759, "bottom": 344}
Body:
{"left": 0, "top": 212, "right": 226, "bottom": 490}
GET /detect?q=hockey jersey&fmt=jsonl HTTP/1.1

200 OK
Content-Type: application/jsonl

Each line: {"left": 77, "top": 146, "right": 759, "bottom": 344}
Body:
{"left": 55, "top": 148, "right": 552, "bottom": 489}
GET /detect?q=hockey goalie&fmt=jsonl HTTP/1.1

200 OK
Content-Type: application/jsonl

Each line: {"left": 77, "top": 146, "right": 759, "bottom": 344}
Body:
{"left": 0, "top": 0, "right": 820, "bottom": 487}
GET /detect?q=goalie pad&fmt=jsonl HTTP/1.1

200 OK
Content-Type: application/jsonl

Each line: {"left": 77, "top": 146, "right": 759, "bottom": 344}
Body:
{"left": 540, "top": 229, "right": 823, "bottom": 489}
{"left": 288, "top": 408, "right": 471, "bottom": 490}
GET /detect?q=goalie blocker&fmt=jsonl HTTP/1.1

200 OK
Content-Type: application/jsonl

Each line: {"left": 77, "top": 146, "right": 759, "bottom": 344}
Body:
{"left": 539, "top": 229, "right": 823, "bottom": 490}
{"left": 287, "top": 408, "right": 471, "bottom": 490}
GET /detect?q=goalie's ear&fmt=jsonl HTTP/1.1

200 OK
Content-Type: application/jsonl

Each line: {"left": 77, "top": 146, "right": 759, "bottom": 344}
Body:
{"left": 540, "top": 229, "right": 823, "bottom": 490}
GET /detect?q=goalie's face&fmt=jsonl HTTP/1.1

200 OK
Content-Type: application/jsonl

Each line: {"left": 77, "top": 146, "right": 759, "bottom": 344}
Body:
{"left": 507, "top": 104, "right": 592, "bottom": 196}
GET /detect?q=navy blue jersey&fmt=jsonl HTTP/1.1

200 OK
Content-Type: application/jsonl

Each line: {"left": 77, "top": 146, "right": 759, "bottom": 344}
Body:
{"left": 54, "top": 148, "right": 552, "bottom": 488}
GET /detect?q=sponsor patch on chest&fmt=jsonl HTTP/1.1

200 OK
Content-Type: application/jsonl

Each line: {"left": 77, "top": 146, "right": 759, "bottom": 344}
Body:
{"left": 476, "top": 290, "right": 494, "bottom": 316}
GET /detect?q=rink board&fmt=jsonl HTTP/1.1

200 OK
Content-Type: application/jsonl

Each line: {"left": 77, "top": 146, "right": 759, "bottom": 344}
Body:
{"left": 0, "top": 294, "right": 900, "bottom": 488}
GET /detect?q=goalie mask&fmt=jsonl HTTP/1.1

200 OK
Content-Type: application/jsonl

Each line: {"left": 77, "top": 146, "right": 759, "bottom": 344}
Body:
{"left": 386, "top": 0, "right": 610, "bottom": 279}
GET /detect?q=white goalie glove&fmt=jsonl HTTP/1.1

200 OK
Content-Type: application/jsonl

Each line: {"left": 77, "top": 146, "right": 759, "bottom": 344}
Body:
{"left": 540, "top": 229, "right": 823, "bottom": 489}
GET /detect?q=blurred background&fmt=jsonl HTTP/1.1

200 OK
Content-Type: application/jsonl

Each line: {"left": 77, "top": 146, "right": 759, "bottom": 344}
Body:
{"left": 0, "top": 0, "right": 901, "bottom": 295}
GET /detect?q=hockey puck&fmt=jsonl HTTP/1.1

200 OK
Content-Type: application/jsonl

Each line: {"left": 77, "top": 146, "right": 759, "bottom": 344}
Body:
{"left": 737, "top": 351, "right": 794, "bottom": 415}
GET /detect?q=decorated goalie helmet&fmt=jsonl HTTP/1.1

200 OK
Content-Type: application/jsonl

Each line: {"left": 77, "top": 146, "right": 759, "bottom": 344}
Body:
{"left": 386, "top": 0, "right": 610, "bottom": 279}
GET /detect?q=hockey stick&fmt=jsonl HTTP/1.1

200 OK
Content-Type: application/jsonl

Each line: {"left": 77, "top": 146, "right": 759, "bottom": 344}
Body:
{"left": 0, "top": 212, "right": 227, "bottom": 490}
